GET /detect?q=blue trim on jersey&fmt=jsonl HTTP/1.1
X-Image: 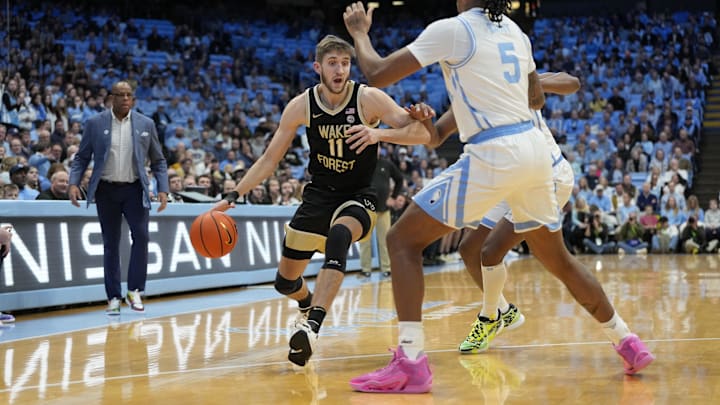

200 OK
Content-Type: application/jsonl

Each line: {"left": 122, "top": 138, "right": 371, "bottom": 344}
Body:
{"left": 466, "top": 121, "right": 533, "bottom": 145}
{"left": 455, "top": 156, "right": 471, "bottom": 227}
{"left": 450, "top": 69, "right": 487, "bottom": 130}
{"left": 446, "top": 16, "right": 477, "bottom": 69}
{"left": 514, "top": 219, "right": 562, "bottom": 232}
{"left": 552, "top": 153, "right": 564, "bottom": 167}
{"left": 533, "top": 110, "right": 543, "bottom": 127}
{"left": 480, "top": 217, "right": 497, "bottom": 229}
{"left": 414, "top": 176, "right": 454, "bottom": 227}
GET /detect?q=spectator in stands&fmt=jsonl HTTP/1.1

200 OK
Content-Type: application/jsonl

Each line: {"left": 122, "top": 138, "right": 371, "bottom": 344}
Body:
{"left": 679, "top": 109, "right": 700, "bottom": 140}
{"left": 636, "top": 182, "right": 659, "bottom": 213}
{"left": 616, "top": 212, "right": 648, "bottom": 255}
{"left": 217, "top": 179, "right": 237, "bottom": 200}
{"left": 167, "top": 173, "right": 185, "bottom": 203}
{"left": 661, "top": 181, "right": 687, "bottom": 210}
{"left": 639, "top": 205, "right": 659, "bottom": 243}
{"left": 679, "top": 216, "right": 706, "bottom": 254}
{"left": 1, "top": 79, "right": 21, "bottom": 128}
{"left": 648, "top": 148, "right": 668, "bottom": 173}
{"left": 584, "top": 140, "right": 606, "bottom": 167}
{"left": 165, "top": 126, "right": 191, "bottom": 153}
{"left": 653, "top": 131, "right": 673, "bottom": 161}
{"left": 617, "top": 193, "right": 640, "bottom": 225}
{"left": 660, "top": 158, "right": 689, "bottom": 186}
{"left": 0, "top": 125, "right": 8, "bottom": 151}
{"left": 607, "top": 86, "right": 626, "bottom": 113}
{"left": 2, "top": 184, "right": 19, "bottom": 200}
{"left": 652, "top": 216, "right": 679, "bottom": 253}
{"left": 583, "top": 210, "right": 616, "bottom": 254}
{"left": 25, "top": 165, "right": 44, "bottom": 193}
{"left": 620, "top": 174, "right": 637, "bottom": 199}
{"left": 672, "top": 128, "right": 696, "bottom": 158}
{"left": 705, "top": 199, "right": 720, "bottom": 253}
{"left": 9, "top": 164, "right": 38, "bottom": 200}
{"left": 662, "top": 196, "right": 687, "bottom": 229}
{"left": 608, "top": 157, "right": 625, "bottom": 185}
{"left": 685, "top": 195, "right": 705, "bottom": 223}
{"left": 625, "top": 145, "right": 648, "bottom": 173}
{"left": 36, "top": 170, "right": 69, "bottom": 200}
{"left": 196, "top": 174, "right": 213, "bottom": 196}
{"left": 7, "top": 136, "right": 30, "bottom": 160}
{"left": 247, "top": 184, "right": 271, "bottom": 205}
{"left": 588, "top": 185, "right": 612, "bottom": 213}
{"left": 279, "top": 180, "right": 301, "bottom": 206}
{"left": 670, "top": 146, "right": 693, "bottom": 173}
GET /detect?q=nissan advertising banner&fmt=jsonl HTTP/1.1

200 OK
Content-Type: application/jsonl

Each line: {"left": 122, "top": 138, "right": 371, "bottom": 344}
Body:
{"left": 0, "top": 202, "right": 366, "bottom": 311}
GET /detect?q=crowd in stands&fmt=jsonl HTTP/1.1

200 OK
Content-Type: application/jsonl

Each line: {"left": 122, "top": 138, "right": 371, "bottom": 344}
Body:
{"left": 1, "top": 3, "right": 719, "bottom": 255}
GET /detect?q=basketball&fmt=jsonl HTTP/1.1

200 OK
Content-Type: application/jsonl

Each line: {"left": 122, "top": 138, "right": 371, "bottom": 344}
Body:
{"left": 190, "top": 211, "right": 239, "bottom": 258}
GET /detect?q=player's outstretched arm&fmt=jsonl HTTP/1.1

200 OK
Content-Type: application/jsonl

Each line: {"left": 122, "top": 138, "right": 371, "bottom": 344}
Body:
{"left": 346, "top": 87, "right": 433, "bottom": 153}
{"left": 343, "top": 2, "right": 422, "bottom": 87}
{"left": 539, "top": 72, "right": 581, "bottom": 95}
{"left": 212, "top": 95, "right": 305, "bottom": 211}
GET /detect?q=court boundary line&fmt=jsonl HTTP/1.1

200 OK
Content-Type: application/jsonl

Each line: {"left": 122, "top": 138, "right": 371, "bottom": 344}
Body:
{"left": 1, "top": 336, "right": 718, "bottom": 394}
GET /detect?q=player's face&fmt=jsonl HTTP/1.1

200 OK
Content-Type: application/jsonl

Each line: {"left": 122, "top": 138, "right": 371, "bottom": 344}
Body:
{"left": 317, "top": 51, "right": 352, "bottom": 95}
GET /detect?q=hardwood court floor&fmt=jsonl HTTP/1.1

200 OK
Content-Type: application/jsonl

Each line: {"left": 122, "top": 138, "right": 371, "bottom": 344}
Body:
{"left": 1, "top": 254, "right": 719, "bottom": 404}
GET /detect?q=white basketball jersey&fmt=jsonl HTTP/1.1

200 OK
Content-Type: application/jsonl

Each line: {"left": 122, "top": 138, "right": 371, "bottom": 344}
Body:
{"left": 531, "top": 109, "right": 563, "bottom": 160}
{"left": 407, "top": 8, "right": 537, "bottom": 142}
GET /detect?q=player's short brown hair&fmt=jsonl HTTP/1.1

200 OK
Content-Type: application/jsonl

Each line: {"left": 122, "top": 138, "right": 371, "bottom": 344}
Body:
{"left": 315, "top": 35, "right": 355, "bottom": 62}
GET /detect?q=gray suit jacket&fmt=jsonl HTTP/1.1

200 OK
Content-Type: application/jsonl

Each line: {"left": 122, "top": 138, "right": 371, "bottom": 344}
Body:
{"left": 69, "top": 109, "right": 168, "bottom": 208}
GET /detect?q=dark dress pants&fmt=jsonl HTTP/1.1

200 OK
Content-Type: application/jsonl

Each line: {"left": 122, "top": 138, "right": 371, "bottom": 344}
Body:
{"left": 95, "top": 181, "right": 149, "bottom": 300}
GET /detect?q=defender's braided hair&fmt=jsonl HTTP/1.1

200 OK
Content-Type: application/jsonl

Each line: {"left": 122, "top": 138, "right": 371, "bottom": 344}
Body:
{"left": 484, "top": 0, "right": 512, "bottom": 24}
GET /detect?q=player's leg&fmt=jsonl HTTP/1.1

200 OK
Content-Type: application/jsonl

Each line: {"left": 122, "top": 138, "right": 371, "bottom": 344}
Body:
{"left": 521, "top": 227, "right": 655, "bottom": 374}
{"left": 457, "top": 202, "right": 522, "bottom": 353}
{"left": 375, "top": 210, "right": 392, "bottom": 276}
{"left": 289, "top": 203, "right": 371, "bottom": 367}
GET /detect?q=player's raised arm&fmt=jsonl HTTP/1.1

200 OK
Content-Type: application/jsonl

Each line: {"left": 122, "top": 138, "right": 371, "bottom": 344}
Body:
{"left": 213, "top": 94, "right": 306, "bottom": 211}
{"left": 343, "top": 2, "right": 423, "bottom": 88}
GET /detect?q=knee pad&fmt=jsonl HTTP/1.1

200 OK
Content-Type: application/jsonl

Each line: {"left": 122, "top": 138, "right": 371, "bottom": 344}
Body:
{"left": 338, "top": 205, "right": 372, "bottom": 239}
{"left": 323, "top": 224, "right": 353, "bottom": 272}
{"left": 274, "top": 273, "right": 303, "bottom": 295}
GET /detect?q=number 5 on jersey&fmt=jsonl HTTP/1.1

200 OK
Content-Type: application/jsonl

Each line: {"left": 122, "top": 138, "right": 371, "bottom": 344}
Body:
{"left": 498, "top": 42, "right": 520, "bottom": 84}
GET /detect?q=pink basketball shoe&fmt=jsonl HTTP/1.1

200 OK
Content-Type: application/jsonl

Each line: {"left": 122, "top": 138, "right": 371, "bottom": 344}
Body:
{"left": 350, "top": 346, "right": 432, "bottom": 393}
{"left": 613, "top": 334, "right": 655, "bottom": 375}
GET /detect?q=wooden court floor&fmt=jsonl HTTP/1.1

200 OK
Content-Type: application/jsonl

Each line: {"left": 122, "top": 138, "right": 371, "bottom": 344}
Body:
{"left": 1, "top": 254, "right": 719, "bottom": 404}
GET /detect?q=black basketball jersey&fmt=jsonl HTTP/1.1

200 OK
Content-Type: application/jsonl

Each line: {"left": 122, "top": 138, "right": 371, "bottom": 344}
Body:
{"left": 305, "top": 80, "right": 379, "bottom": 192}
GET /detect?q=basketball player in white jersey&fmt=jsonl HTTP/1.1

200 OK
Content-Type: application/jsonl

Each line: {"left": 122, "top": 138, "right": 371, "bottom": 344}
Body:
{"left": 344, "top": 1, "right": 654, "bottom": 393}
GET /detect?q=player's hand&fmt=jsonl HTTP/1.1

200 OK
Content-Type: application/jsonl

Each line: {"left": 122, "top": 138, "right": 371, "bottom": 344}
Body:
{"left": 404, "top": 103, "right": 436, "bottom": 121}
{"left": 346, "top": 125, "right": 380, "bottom": 154}
{"left": 344, "top": 1, "right": 374, "bottom": 38}
{"left": 156, "top": 192, "right": 168, "bottom": 212}
{"left": 0, "top": 226, "right": 12, "bottom": 258}
{"left": 212, "top": 199, "right": 234, "bottom": 212}
{"left": 68, "top": 185, "right": 81, "bottom": 207}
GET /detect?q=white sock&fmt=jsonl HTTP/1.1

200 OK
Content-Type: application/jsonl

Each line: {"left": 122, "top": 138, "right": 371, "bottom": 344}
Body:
{"left": 479, "top": 263, "right": 507, "bottom": 319}
{"left": 497, "top": 294, "right": 510, "bottom": 313}
{"left": 601, "top": 312, "right": 632, "bottom": 345}
{"left": 398, "top": 321, "right": 424, "bottom": 360}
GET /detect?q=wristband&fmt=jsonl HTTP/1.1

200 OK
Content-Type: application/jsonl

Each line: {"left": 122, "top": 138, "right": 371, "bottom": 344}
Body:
{"left": 223, "top": 191, "right": 240, "bottom": 203}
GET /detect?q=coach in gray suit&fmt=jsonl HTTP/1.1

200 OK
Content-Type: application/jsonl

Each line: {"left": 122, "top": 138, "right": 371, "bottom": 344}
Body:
{"left": 69, "top": 80, "right": 169, "bottom": 315}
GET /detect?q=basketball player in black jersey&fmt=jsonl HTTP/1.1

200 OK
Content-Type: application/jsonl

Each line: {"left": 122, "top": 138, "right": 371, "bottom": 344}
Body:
{"left": 213, "top": 35, "right": 434, "bottom": 367}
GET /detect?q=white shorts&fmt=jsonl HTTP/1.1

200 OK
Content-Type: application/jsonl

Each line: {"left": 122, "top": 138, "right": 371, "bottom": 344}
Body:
{"left": 475, "top": 157, "right": 574, "bottom": 230}
{"left": 413, "top": 121, "right": 559, "bottom": 233}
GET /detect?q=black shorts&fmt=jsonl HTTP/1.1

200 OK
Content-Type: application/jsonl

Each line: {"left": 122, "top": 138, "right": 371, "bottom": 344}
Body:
{"left": 284, "top": 183, "right": 377, "bottom": 254}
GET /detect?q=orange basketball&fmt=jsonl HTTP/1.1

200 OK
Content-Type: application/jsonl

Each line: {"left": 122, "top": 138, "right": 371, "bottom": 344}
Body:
{"left": 190, "top": 211, "right": 239, "bottom": 258}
